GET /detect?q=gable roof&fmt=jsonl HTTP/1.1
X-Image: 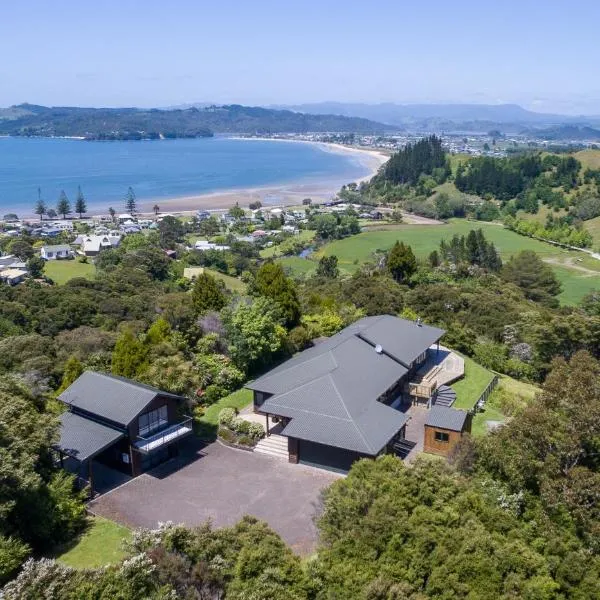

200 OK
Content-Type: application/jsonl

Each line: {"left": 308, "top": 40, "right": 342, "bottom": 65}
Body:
{"left": 59, "top": 371, "right": 185, "bottom": 427}
{"left": 41, "top": 244, "right": 72, "bottom": 252}
{"left": 57, "top": 411, "right": 125, "bottom": 462}
{"left": 426, "top": 406, "right": 468, "bottom": 432}
{"left": 249, "top": 316, "right": 443, "bottom": 455}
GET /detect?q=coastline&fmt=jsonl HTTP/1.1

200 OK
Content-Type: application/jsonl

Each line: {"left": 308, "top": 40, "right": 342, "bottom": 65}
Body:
{"left": 135, "top": 140, "right": 388, "bottom": 215}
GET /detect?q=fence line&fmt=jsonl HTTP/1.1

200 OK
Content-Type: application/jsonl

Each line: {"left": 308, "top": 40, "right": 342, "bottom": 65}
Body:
{"left": 473, "top": 374, "right": 499, "bottom": 412}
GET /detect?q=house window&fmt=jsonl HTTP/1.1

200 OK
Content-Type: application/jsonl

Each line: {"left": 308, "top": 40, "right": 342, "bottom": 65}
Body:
{"left": 47, "top": 252, "right": 53, "bottom": 257}
{"left": 434, "top": 431, "right": 450, "bottom": 443}
{"left": 138, "top": 405, "right": 168, "bottom": 436}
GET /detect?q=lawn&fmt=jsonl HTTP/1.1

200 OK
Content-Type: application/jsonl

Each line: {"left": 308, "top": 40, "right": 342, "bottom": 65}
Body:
{"left": 277, "top": 256, "right": 317, "bottom": 277}
{"left": 205, "top": 268, "right": 247, "bottom": 293}
{"left": 315, "top": 219, "right": 600, "bottom": 304}
{"left": 54, "top": 516, "right": 130, "bottom": 569}
{"left": 196, "top": 387, "right": 253, "bottom": 440}
{"left": 260, "top": 230, "right": 315, "bottom": 259}
{"left": 584, "top": 215, "right": 600, "bottom": 249}
{"left": 452, "top": 355, "right": 496, "bottom": 410}
{"left": 470, "top": 376, "right": 540, "bottom": 437}
{"left": 44, "top": 259, "right": 95, "bottom": 284}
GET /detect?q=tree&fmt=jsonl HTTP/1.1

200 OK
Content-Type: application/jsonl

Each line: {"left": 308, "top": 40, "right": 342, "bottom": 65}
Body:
{"left": 158, "top": 216, "right": 185, "bottom": 249}
{"left": 386, "top": 241, "right": 417, "bottom": 283}
{"left": 56, "top": 191, "right": 71, "bottom": 219}
{"left": 26, "top": 255, "right": 45, "bottom": 279}
{"left": 46, "top": 208, "right": 57, "bottom": 219}
{"left": 191, "top": 272, "right": 227, "bottom": 315}
{"left": 57, "top": 356, "right": 83, "bottom": 394}
{"left": 108, "top": 206, "right": 116, "bottom": 222}
{"left": 223, "top": 297, "right": 286, "bottom": 372}
{"left": 34, "top": 188, "right": 46, "bottom": 221}
{"left": 502, "top": 250, "right": 561, "bottom": 305}
{"left": 153, "top": 204, "right": 160, "bottom": 216}
{"left": 316, "top": 255, "right": 339, "bottom": 278}
{"left": 8, "top": 239, "right": 35, "bottom": 261}
{"left": 253, "top": 262, "right": 301, "bottom": 327}
{"left": 111, "top": 328, "right": 147, "bottom": 378}
{"left": 74, "top": 186, "right": 87, "bottom": 218}
{"left": 228, "top": 203, "right": 245, "bottom": 219}
{"left": 124, "top": 187, "right": 137, "bottom": 215}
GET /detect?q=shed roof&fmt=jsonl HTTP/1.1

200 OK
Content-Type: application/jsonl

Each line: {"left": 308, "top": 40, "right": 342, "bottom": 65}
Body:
{"left": 59, "top": 371, "right": 185, "bottom": 427}
{"left": 57, "top": 411, "right": 125, "bottom": 462}
{"left": 426, "top": 406, "right": 468, "bottom": 432}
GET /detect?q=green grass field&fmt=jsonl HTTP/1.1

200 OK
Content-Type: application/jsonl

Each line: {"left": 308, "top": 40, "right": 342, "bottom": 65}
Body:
{"left": 277, "top": 256, "right": 318, "bottom": 277}
{"left": 470, "top": 376, "right": 539, "bottom": 437}
{"left": 205, "top": 268, "right": 247, "bottom": 293}
{"left": 44, "top": 260, "right": 95, "bottom": 284}
{"left": 260, "top": 230, "right": 315, "bottom": 259}
{"left": 452, "top": 355, "right": 496, "bottom": 411}
{"left": 312, "top": 219, "right": 600, "bottom": 305}
{"left": 584, "top": 215, "right": 600, "bottom": 249}
{"left": 196, "top": 387, "right": 253, "bottom": 440}
{"left": 54, "top": 517, "right": 130, "bottom": 569}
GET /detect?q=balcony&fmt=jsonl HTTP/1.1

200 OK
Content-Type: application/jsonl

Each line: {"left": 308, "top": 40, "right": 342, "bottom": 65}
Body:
{"left": 404, "top": 346, "right": 465, "bottom": 400}
{"left": 133, "top": 416, "right": 194, "bottom": 454}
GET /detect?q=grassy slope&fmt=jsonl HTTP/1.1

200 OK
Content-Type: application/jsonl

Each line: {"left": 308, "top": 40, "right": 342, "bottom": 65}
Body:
{"left": 277, "top": 256, "right": 317, "bottom": 277}
{"left": 260, "top": 230, "right": 315, "bottom": 259}
{"left": 55, "top": 517, "right": 130, "bottom": 569}
{"left": 205, "top": 268, "right": 247, "bottom": 293}
{"left": 314, "top": 219, "right": 600, "bottom": 304}
{"left": 452, "top": 355, "right": 496, "bottom": 410}
{"left": 44, "top": 260, "right": 95, "bottom": 284}
{"left": 470, "top": 376, "right": 540, "bottom": 437}
{"left": 196, "top": 388, "right": 253, "bottom": 440}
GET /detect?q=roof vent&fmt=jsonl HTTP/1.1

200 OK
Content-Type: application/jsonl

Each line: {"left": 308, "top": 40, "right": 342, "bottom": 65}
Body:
{"left": 375, "top": 344, "right": 383, "bottom": 354}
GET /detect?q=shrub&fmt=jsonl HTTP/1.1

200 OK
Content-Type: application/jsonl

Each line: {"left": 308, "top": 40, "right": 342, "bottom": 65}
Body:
{"left": 237, "top": 435, "right": 254, "bottom": 447}
{"left": 247, "top": 422, "right": 265, "bottom": 440}
{"left": 218, "top": 407, "right": 237, "bottom": 428}
{"left": 233, "top": 418, "right": 251, "bottom": 435}
{"left": 218, "top": 427, "right": 236, "bottom": 443}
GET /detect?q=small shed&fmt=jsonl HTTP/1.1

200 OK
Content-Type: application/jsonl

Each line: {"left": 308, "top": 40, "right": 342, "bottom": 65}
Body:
{"left": 423, "top": 405, "right": 470, "bottom": 457}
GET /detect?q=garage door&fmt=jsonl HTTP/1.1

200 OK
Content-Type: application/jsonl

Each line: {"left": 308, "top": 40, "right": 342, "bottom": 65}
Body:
{"left": 298, "top": 440, "right": 361, "bottom": 474}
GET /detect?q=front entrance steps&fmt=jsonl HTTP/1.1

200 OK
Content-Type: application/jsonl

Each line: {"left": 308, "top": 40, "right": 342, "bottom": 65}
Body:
{"left": 254, "top": 433, "right": 289, "bottom": 460}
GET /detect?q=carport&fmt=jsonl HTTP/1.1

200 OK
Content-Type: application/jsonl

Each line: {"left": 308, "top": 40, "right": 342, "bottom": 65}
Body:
{"left": 55, "top": 411, "right": 126, "bottom": 495}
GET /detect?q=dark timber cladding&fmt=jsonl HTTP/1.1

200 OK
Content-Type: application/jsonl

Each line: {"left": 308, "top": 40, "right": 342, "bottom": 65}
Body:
{"left": 247, "top": 315, "right": 445, "bottom": 467}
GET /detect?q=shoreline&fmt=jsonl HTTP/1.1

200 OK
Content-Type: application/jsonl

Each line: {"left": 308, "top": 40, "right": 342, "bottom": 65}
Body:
{"left": 6, "top": 138, "right": 389, "bottom": 219}
{"left": 134, "top": 140, "right": 388, "bottom": 215}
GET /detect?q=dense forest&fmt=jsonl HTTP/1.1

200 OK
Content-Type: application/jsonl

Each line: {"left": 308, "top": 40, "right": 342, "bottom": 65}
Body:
{"left": 0, "top": 103, "right": 391, "bottom": 138}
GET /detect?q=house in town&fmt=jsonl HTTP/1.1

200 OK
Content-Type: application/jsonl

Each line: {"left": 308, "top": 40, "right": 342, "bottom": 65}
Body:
{"left": 79, "top": 234, "right": 121, "bottom": 257}
{"left": 0, "top": 268, "right": 28, "bottom": 285}
{"left": 247, "top": 315, "right": 466, "bottom": 472}
{"left": 423, "top": 406, "right": 471, "bottom": 457}
{"left": 40, "top": 244, "right": 75, "bottom": 260}
{"left": 54, "top": 371, "right": 193, "bottom": 494}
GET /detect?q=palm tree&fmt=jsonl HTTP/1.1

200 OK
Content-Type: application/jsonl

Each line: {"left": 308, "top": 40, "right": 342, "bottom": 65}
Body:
{"left": 153, "top": 204, "right": 160, "bottom": 216}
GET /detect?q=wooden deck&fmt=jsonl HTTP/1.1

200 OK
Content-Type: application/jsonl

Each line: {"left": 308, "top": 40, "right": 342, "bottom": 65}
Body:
{"left": 406, "top": 346, "right": 464, "bottom": 399}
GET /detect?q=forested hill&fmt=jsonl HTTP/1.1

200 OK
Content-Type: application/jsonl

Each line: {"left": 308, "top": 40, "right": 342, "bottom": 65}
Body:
{"left": 0, "top": 103, "right": 393, "bottom": 139}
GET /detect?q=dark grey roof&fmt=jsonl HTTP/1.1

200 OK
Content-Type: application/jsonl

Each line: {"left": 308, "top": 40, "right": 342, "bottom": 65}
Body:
{"left": 426, "top": 406, "right": 468, "bottom": 432}
{"left": 59, "top": 371, "right": 185, "bottom": 426}
{"left": 57, "top": 411, "right": 125, "bottom": 462}
{"left": 251, "top": 316, "right": 436, "bottom": 455}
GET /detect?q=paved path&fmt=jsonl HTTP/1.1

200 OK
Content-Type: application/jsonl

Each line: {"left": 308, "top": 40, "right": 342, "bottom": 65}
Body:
{"left": 89, "top": 440, "right": 340, "bottom": 555}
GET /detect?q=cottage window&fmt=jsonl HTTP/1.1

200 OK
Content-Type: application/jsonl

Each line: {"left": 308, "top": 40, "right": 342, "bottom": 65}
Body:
{"left": 138, "top": 405, "right": 168, "bottom": 436}
{"left": 434, "top": 431, "right": 450, "bottom": 443}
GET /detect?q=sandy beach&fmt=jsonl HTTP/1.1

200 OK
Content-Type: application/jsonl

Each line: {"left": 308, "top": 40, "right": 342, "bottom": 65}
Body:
{"left": 134, "top": 140, "right": 389, "bottom": 215}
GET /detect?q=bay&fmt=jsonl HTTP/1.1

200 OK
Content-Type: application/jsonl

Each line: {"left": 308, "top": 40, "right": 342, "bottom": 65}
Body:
{"left": 0, "top": 136, "right": 371, "bottom": 217}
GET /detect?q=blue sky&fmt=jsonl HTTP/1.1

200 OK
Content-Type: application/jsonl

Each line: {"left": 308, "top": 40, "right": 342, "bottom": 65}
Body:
{"left": 2, "top": 0, "right": 599, "bottom": 114}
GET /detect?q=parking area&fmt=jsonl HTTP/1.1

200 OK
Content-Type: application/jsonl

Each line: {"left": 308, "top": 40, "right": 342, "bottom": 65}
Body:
{"left": 89, "top": 439, "right": 341, "bottom": 554}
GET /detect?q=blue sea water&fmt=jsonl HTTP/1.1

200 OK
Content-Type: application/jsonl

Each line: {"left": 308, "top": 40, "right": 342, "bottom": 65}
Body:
{"left": 0, "top": 136, "right": 370, "bottom": 216}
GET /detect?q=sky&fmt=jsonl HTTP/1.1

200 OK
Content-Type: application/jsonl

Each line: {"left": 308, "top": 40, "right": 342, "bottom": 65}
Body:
{"left": 2, "top": 0, "right": 599, "bottom": 115}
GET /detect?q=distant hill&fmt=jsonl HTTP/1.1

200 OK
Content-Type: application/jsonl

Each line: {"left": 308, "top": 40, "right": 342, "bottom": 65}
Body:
{"left": 524, "top": 125, "right": 600, "bottom": 141}
{"left": 274, "top": 102, "right": 600, "bottom": 130}
{"left": 0, "top": 103, "right": 394, "bottom": 139}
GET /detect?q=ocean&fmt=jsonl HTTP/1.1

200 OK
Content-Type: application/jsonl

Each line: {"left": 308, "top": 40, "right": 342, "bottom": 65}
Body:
{"left": 0, "top": 136, "right": 371, "bottom": 216}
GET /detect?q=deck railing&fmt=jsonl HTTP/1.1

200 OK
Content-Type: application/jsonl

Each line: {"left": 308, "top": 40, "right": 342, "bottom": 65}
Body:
{"left": 134, "top": 416, "right": 194, "bottom": 453}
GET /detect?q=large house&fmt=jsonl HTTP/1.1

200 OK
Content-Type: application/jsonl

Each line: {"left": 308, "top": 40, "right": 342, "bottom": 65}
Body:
{"left": 40, "top": 244, "right": 75, "bottom": 260}
{"left": 55, "top": 372, "right": 193, "bottom": 493}
{"left": 78, "top": 234, "right": 121, "bottom": 256}
{"left": 247, "top": 315, "right": 467, "bottom": 472}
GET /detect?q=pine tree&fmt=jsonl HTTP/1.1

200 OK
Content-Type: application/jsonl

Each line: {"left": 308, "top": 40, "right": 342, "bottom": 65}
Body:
{"left": 34, "top": 196, "right": 47, "bottom": 221}
{"left": 57, "top": 356, "right": 84, "bottom": 393}
{"left": 124, "top": 187, "right": 137, "bottom": 215}
{"left": 111, "top": 329, "right": 147, "bottom": 378}
{"left": 74, "top": 186, "right": 87, "bottom": 218}
{"left": 108, "top": 206, "right": 116, "bottom": 222}
{"left": 56, "top": 190, "right": 71, "bottom": 219}
{"left": 387, "top": 241, "right": 417, "bottom": 283}
{"left": 192, "top": 272, "right": 227, "bottom": 315}
{"left": 253, "top": 262, "right": 301, "bottom": 327}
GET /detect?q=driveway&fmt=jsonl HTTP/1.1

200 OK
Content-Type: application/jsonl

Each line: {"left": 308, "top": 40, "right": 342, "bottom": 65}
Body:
{"left": 89, "top": 439, "right": 340, "bottom": 554}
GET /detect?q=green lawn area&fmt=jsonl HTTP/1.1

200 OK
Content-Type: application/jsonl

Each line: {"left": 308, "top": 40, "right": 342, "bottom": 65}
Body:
{"left": 277, "top": 256, "right": 317, "bottom": 277}
{"left": 452, "top": 355, "right": 496, "bottom": 410}
{"left": 205, "top": 268, "right": 247, "bottom": 293}
{"left": 44, "top": 259, "right": 95, "bottom": 285}
{"left": 314, "top": 219, "right": 600, "bottom": 305}
{"left": 260, "top": 230, "right": 315, "bottom": 259}
{"left": 54, "top": 517, "right": 130, "bottom": 569}
{"left": 584, "top": 215, "right": 600, "bottom": 249}
{"left": 196, "top": 387, "right": 253, "bottom": 440}
{"left": 470, "top": 376, "right": 540, "bottom": 437}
